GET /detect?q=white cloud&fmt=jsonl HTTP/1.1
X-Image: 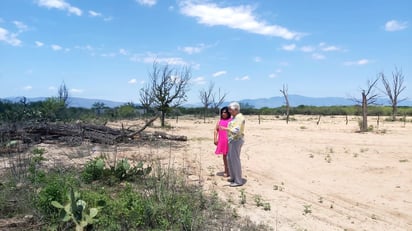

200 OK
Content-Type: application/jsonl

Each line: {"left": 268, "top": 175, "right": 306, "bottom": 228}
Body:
{"left": 344, "top": 59, "right": 370, "bottom": 66}
{"left": 269, "top": 73, "right": 277, "bottom": 79}
{"left": 385, "top": 20, "right": 408, "bottom": 31}
{"left": 0, "top": 27, "right": 21, "bottom": 46}
{"left": 312, "top": 53, "right": 325, "bottom": 60}
{"left": 146, "top": 56, "right": 188, "bottom": 65}
{"left": 254, "top": 56, "right": 262, "bottom": 62}
{"left": 128, "top": 78, "right": 137, "bottom": 84}
{"left": 70, "top": 88, "right": 84, "bottom": 93}
{"left": 51, "top": 44, "right": 62, "bottom": 51}
{"left": 119, "top": 48, "right": 128, "bottom": 55}
{"left": 136, "top": 0, "right": 157, "bottom": 7}
{"left": 319, "top": 43, "right": 341, "bottom": 52}
{"left": 180, "top": 44, "right": 206, "bottom": 54}
{"left": 103, "top": 17, "right": 113, "bottom": 22}
{"left": 300, "top": 46, "right": 315, "bottom": 52}
{"left": 321, "top": 45, "right": 339, "bottom": 51}
{"left": 101, "top": 52, "right": 116, "bottom": 57}
{"left": 35, "top": 41, "right": 44, "bottom": 47}
{"left": 23, "top": 85, "right": 33, "bottom": 91}
{"left": 48, "top": 86, "right": 57, "bottom": 91}
{"left": 36, "top": 0, "right": 82, "bottom": 16}
{"left": 13, "top": 21, "right": 28, "bottom": 32}
{"left": 282, "top": 44, "right": 296, "bottom": 51}
{"left": 213, "top": 70, "right": 227, "bottom": 77}
{"left": 235, "top": 75, "right": 250, "bottom": 81}
{"left": 192, "top": 76, "right": 206, "bottom": 85}
{"left": 89, "top": 10, "right": 102, "bottom": 17}
{"left": 180, "top": 2, "right": 302, "bottom": 40}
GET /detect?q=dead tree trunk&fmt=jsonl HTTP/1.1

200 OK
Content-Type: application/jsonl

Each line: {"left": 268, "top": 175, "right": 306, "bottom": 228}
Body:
{"left": 280, "top": 84, "right": 290, "bottom": 124}
{"left": 361, "top": 90, "right": 368, "bottom": 132}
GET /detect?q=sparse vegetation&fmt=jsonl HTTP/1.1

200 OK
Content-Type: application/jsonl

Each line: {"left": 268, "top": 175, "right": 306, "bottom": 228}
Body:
{"left": 303, "top": 204, "right": 312, "bottom": 215}
{"left": 0, "top": 145, "right": 270, "bottom": 230}
{"left": 239, "top": 189, "right": 247, "bottom": 205}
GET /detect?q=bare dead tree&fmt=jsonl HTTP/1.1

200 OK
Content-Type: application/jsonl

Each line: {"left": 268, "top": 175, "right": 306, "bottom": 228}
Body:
{"left": 211, "top": 87, "right": 228, "bottom": 115}
{"left": 354, "top": 77, "right": 379, "bottom": 132}
{"left": 149, "top": 61, "right": 191, "bottom": 127}
{"left": 280, "top": 84, "right": 290, "bottom": 124}
{"left": 139, "top": 84, "right": 154, "bottom": 115}
{"left": 380, "top": 67, "right": 407, "bottom": 121}
{"left": 58, "top": 81, "right": 69, "bottom": 107}
{"left": 199, "top": 82, "right": 214, "bottom": 122}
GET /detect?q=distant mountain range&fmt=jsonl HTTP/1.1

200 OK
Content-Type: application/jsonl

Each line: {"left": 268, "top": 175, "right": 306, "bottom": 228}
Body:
{"left": 2, "top": 97, "right": 126, "bottom": 108}
{"left": 238, "top": 95, "right": 412, "bottom": 108}
{"left": 2, "top": 95, "right": 412, "bottom": 108}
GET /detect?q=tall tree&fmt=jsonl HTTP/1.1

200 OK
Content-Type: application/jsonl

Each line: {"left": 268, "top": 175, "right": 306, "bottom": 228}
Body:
{"left": 58, "top": 81, "right": 69, "bottom": 107}
{"left": 199, "top": 82, "right": 214, "bottom": 122}
{"left": 149, "top": 61, "right": 191, "bottom": 127}
{"left": 280, "top": 84, "right": 290, "bottom": 124}
{"left": 380, "top": 67, "right": 407, "bottom": 121}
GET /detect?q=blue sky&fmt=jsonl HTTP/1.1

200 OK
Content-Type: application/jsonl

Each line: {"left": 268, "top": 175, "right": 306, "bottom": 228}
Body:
{"left": 1, "top": 0, "right": 411, "bottom": 104}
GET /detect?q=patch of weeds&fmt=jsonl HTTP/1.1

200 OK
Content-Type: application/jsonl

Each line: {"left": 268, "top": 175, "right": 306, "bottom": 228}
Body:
{"left": 81, "top": 157, "right": 152, "bottom": 185}
{"left": 263, "top": 202, "right": 271, "bottom": 211}
{"left": 318, "top": 197, "right": 323, "bottom": 203}
{"left": 239, "top": 189, "right": 247, "bottom": 205}
{"left": 360, "top": 148, "right": 368, "bottom": 153}
{"left": 273, "top": 183, "right": 285, "bottom": 191}
{"left": 377, "top": 129, "right": 387, "bottom": 134}
{"left": 303, "top": 204, "right": 312, "bottom": 215}
{"left": 371, "top": 214, "right": 378, "bottom": 220}
{"left": 207, "top": 166, "right": 215, "bottom": 176}
{"left": 324, "top": 154, "right": 332, "bottom": 163}
{"left": 399, "top": 159, "right": 409, "bottom": 163}
{"left": 254, "top": 195, "right": 263, "bottom": 207}
{"left": 353, "top": 153, "right": 359, "bottom": 158}
{"left": 309, "top": 153, "right": 314, "bottom": 158}
{"left": 300, "top": 126, "right": 307, "bottom": 130}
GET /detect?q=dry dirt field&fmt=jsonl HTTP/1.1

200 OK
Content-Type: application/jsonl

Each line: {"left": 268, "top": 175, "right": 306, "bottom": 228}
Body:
{"left": 14, "top": 115, "right": 412, "bottom": 230}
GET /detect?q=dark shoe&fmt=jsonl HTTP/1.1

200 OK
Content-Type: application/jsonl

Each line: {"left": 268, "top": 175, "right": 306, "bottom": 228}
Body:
{"left": 227, "top": 178, "right": 234, "bottom": 183}
{"left": 229, "top": 182, "right": 242, "bottom": 187}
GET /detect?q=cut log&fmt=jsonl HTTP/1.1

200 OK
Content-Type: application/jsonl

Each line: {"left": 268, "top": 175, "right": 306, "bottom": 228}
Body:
{"left": 153, "top": 131, "right": 187, "bottom": 141}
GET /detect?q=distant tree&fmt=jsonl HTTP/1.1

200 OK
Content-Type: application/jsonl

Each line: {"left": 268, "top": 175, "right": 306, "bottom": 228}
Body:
{"left": 40, "top": 97, "right": 66, "bottom": 121}
{"left": 58, "top": 81, "right": 70, "bottom": 107}
{"left": 199, "top": 82, "right": 214, "bottom": 122}
{"left": 280, "top": 84, "right": 290, "bottom": 124}
{"left": 380, "top": 67, "right": 407, "bottom": 121}
{"left": 148, "top": 61, "right": 191, "bottom": 127}
{"left": 117, "top": 103, "right": 137, "bottom": 119}
{"left": 355, "top": 77, "right": 379, "bottom": 132}
{"left": 211, "top": 87, "right": 228, "bottom": 115}
{"left": 139, "top": 84, "right": 154, "bottom": 115}
{"left": 92, "top": 102, "right": 107, "bottom": 116}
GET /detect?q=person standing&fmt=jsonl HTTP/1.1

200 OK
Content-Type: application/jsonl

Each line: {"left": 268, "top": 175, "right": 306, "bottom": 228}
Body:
{"left": 214, "top": 107, "right": 232, "bottom": 177}
{"left": 222, "top": 102, "right": 245, "bottom": 187}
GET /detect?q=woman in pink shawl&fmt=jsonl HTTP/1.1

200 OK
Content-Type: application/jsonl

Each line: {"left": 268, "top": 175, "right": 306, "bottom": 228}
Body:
{"left": 214, "top": 106, "right": 232, "bottom": 177}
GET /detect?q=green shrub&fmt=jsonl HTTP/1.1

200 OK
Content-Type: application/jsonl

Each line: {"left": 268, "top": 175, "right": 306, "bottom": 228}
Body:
{"left": 82, "top": 158, "right": 105, "bottom": 183}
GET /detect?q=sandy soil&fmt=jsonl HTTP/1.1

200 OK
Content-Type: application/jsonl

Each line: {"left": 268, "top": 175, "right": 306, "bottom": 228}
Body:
{"left": 138, "top": 115, "right": 412, "bottom": 231}
{"left": 7, "top": 115, "right": 411, "bottom": 230}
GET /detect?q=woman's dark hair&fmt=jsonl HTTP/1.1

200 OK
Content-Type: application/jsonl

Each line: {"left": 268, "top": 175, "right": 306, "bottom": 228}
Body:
{"left": 220, "top": 106, "right": 231, "bottom": 119}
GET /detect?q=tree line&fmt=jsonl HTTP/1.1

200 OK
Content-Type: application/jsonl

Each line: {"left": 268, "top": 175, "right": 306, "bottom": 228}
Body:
{"left": 0, "top": 64, "right": 409, "bottom": 126}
